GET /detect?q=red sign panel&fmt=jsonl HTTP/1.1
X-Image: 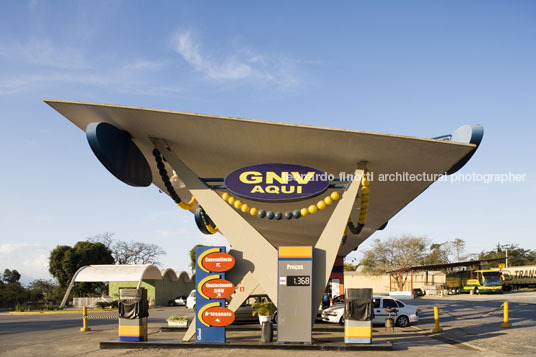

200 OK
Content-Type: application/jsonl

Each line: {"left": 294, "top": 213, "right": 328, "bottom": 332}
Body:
{"left": 202, "top": 307, "right": 235, "bottom": 327}
{"left": 202, "top": 252, "right": 235, "bottom": 272}
{"left": 201, "top": 279, "right": 235, "bottom": 299}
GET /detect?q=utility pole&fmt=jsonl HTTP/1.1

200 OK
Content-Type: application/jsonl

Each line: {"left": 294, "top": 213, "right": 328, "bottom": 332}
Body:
{"left": 500, "top": 244, "right": 513, "bottom": 267}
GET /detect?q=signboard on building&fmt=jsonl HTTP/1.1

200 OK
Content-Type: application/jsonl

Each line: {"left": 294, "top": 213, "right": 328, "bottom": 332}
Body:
{"left": 225, "top": 163, "right": 329, "bottom": 201}
{"left": 195, "top": 246, "right": 235, "bottom": 343}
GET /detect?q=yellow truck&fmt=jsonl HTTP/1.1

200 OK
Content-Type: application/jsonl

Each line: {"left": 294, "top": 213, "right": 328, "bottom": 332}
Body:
{"left": 445, "top": 269, "right": 503, "bottom": 294}
{"left": 497, "top": 265, "right": 536, "bottom": 291}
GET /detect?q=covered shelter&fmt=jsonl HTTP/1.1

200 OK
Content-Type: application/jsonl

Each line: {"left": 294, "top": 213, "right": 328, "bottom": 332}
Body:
{"left": 60, "top": 264, "right": 194, "bottom": 307}
{"left": 388, "top": 258, "right": 507, "bottom": 292}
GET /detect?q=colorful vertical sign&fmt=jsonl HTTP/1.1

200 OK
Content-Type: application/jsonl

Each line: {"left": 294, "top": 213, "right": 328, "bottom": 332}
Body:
{"left": 195, "top": 246, "right": 236, "bottom": 343}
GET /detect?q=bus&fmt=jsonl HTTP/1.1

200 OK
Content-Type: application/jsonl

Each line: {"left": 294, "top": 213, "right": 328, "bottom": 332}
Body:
{"left": 445, "top": 269, "right": 503, "bottom": 294}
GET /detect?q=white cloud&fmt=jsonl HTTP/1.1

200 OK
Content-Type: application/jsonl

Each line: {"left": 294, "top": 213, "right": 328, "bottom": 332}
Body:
{"left": 24, "top": 254, "right": 49, "bottom": 270}
{"left": 170, "top": 30, "right": 300, "bottom": 89}
{"left": 0, "top": 38, "right": 179, "bottom": 96}
{"left": 0, "top": 39, "right": 88, "bottom": 70}
{"left": 122, "top": 59, "right": 167, "bottom": 72}
{"left": 0, "top": 243, "right": 52, "bottom": 283}
{"left": 0, "top": 243, "right": 45, "bottom": 254}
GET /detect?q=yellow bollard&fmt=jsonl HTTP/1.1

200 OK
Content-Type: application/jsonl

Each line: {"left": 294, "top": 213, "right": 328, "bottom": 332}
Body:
{"left": 431, "top": 306, "right": 443, "bottom": 333}
{"left": 80, "top": 306, "right": 91, "bottom": 332}
{"left": 500, "top": 302, "right": 512, "bottom": 328}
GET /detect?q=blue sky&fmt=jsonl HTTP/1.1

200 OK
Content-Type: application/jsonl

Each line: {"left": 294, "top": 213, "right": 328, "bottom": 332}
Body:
{"left": 0, "top": 1, "right": 534, "bottom": 284}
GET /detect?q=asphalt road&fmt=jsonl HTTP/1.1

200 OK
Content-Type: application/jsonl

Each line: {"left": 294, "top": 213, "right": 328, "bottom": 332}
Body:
{"left": 1, "top": 292, "right": 535, "bottom": 356}
{"left": 406, "top": 290, "right": 536, "bottom": 355}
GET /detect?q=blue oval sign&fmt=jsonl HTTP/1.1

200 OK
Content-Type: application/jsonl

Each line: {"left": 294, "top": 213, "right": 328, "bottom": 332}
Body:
{"left": 224, "top": 163, "right": 329, "bottom": 201}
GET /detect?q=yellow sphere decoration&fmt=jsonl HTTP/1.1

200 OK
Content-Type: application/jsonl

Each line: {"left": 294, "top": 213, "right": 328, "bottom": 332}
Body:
{"left": 361, "top": 186, "right": 369, "bottom": 195}
{"left": 250, "top": 207, "right": 258, "bottom": 216}
{"left": 361, "top": 201, "right": 368, "bottom": 209}
{"left": 222, "top": 192, "right": 230, "bottom": 201}
{"left": 234, "top": 200, "right": 242, "bottom": 209}
{"left": 241, "top": 204, "right": 250, "bottom": 213}
{"left": 228, "top": 196, "right": 235, "bottom": 205}
{"left": 361, "top": 195, "right": 369, "bottom": 203}
{"left": 362, "top": 176, "right": 370, "bottom": 186}
{"left": 300, "top": 208, "right": 309, "bottom": 217}
{"left": 317, "top": 200, "right": 326, "bottom": 210}
{"left": 324, "top": 196, "right": 333, "bottom": 205}
{"left": 331, "top": 191, "right": 340, "bottom": 201}
{"left": 308, "top": 205, "right": 318, "bottom": 214}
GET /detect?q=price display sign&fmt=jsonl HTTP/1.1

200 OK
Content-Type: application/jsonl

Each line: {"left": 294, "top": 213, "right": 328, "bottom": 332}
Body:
{"left": 286, "top": 275, "right": 311, "bottom": 286}
{"left": 277, "top": 246, "right": 313, "bottom": 344}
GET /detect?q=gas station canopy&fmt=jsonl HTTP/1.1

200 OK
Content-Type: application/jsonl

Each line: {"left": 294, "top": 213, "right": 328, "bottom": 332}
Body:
{"left": 46, "top": 100, "right": 481, "bottom": 256}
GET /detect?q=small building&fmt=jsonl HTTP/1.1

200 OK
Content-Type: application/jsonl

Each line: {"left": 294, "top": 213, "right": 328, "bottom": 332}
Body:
{"left": 344, "top": 270, "right": 446, "bottom": 294}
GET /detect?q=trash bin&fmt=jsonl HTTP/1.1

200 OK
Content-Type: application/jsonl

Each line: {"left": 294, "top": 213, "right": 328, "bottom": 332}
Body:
{"left": 344, "top": 288, "right": 373, "bottom": 344}
{"left": 261, "top": 321, "right": 273, "bottom": 342}
{"left": 118, "top": 288, "right": 149, "bottom": 341}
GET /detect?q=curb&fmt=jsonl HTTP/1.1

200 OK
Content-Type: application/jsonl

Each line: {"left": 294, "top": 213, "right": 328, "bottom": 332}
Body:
{"left": 100, "top": 340, "right": 393, "bottom": 351}
{"left": 7, "top": 309, "right": 112, "bottom": 315}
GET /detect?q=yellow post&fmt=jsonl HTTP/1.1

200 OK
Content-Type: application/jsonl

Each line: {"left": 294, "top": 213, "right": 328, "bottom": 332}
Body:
{"left": 500, "top": 302, "right": 512, "bottom": 328}
{"left": 80, "top": 306, "right": 91, "bottom": 332}
{"left": 431, "top": 306, "right": 443, "bottom": 333}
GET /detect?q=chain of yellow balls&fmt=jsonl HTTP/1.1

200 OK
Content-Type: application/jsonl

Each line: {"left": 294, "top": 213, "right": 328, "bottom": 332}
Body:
{"left": 347, "top": 170, "right": 371, "bottom": 235}
{"left": 220, "top": 191, "right": 341, "bottom": 220}
{"left": 357, "top": 171, "right": 370, "bottom": 225}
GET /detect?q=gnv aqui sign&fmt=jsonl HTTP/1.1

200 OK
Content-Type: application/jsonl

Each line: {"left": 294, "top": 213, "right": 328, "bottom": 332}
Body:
{"left": 224, "top": 163, "right": 329, "bottom": 201}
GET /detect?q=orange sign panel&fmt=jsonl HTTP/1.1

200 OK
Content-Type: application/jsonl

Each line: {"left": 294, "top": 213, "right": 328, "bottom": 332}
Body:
{"left": 201, "top": 252, "right": 235, "bottom": 272}
{"left": 202, "top": 307, "right": 235, "bottom": 327}
{"left": 201, "top": 279, "right": 235, "bottom": 299}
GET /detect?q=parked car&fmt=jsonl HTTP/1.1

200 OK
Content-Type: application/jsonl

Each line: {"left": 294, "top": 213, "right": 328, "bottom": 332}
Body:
{"left": 168, "top": 296, "right": 186, "bottom": 306}
{"left": 233, "top": 294, "right": 276, "bottom": 324}
{"left": 186, "top": 290, "right": 196, "bottom": 309}
{"left": 317, "top": 294, "right": 345, "bottom": 320}
{"left": 413, "top": 288, "right": 425, "bottom": 297}
{"left": 321, "top": 296, "right": 419, "bottom": 327}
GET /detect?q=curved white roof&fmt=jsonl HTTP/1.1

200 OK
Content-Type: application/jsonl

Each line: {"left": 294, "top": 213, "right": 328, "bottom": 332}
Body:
{"left": 176, "top": 271, "right": 194, "bottom": 282}
{"left": 160, "top": 268, "right": 178, "bottom": 281}
{"left": 74, "top": 264, "right": 163, "bottom": 282}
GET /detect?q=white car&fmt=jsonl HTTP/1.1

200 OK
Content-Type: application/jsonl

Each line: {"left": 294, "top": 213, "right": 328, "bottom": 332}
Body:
{"left": 168, "top": 296, "right": 186, "bottom": 306}
{"left": 321, "top": 296, "right": 419, "bottom": 327}
{"left": 186, "top": 290, "right": 196, "bottom": 309}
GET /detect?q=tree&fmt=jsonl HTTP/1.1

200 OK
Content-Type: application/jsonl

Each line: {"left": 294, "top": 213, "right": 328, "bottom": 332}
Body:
{"left": 424, "top": 243, "right": 451, "bottom": 265}
{"left": 0, "top": 269, "right": 27, "bottom": 307}
{"left": 478, "top": 243, "right": 536, "bottom": 268}
{"left": 359, "top": 235, "right": 429, "bottom": 290}
{"left": 49, "top": 241, "right": 114, "bottom": 295}
{"left": 2, "top": 269, "right": 21, "bottom": 284}
{"left": 27, "top": 279, "right": 59, "bottom": 302}
{"left": 344, "top": 256, "right": 358, "bottom": 271}
{"left": 189, "top": 244, "right": 206, "bottom": 272}
{"left": 344, "top": 263, "right": 357, "bottom": 272}
{"left": 88, "top": 232, "right": 166, "bottom": 265}
{"left": 451, "top": 238, "right": 466, "bottom": 262}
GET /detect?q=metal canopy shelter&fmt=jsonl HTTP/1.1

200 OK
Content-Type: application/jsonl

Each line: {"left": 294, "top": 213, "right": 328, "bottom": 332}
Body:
{"left": 46, "top": 100, "right": 478, "bottom": 256}
{"left": 390, "top": 258, "right": 507, "bottom": 273}
{"left": 47, "top": 100, "right": 483, "bottom": 341}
